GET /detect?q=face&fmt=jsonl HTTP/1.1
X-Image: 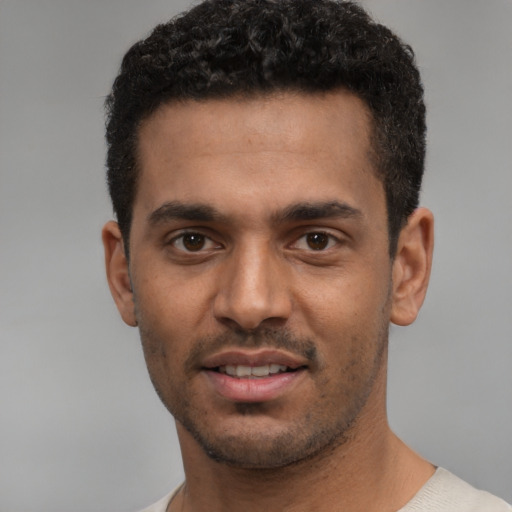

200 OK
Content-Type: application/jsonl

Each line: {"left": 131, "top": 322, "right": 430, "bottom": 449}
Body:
{"left": 118, "top": 91, "right": 396, "bottom": 468}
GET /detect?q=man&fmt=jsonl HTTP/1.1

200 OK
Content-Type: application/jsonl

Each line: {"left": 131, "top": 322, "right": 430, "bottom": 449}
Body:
{"left": 102, "top": 1, "right": 511, "bottom": 510}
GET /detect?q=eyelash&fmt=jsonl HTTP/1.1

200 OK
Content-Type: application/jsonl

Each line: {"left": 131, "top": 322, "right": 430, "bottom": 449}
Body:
{"left": 169, "top": 231, "right": 220, "bottom": 252}
{"left": 292, "top": 231, "right": 340, "bottom": 251}
{"left": 168, "top": 230, "right": 341, "bottom": 253}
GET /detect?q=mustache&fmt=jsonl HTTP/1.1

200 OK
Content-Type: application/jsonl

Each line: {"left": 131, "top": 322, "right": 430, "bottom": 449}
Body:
{"left": 185, "top": 327, "right": 318, "bottom": 371}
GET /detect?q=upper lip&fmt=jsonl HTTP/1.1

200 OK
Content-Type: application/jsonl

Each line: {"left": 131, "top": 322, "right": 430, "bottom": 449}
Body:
{"left": 201, "top": 349, "right": 309, "bottom": 370}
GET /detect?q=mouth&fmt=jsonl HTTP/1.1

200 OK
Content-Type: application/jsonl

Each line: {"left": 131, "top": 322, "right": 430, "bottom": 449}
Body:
{"left": 201, "top": 350, "right": 308, "bottom": 402}
{"left": 216, "top": 363, "right": 296, "bottom": 378}
{"left": 202, "top": 349, "right": 308, "bottom": 378}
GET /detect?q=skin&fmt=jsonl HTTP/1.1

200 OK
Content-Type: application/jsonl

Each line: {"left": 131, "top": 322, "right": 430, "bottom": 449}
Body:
{"left": 103, "top": 90, "right": 435, "bottom": 511}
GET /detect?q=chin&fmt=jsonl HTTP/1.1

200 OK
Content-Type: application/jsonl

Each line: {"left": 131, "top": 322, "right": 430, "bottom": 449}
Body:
{"left": 180, "top": 409, "right": 356, "bottom": 470}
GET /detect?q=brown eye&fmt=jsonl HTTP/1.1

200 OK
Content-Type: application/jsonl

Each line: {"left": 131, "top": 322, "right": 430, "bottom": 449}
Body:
{"left": 170, "top": 232, "right": 221, "bottom": 256}
{"left": 180, "top": 233, "right": 206, "bottom": 251}
{"left": 306, "top": 233, "right": 329, "bottom": 250}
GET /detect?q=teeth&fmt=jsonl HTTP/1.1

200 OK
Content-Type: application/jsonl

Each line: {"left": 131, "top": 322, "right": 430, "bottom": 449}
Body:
{"left": 221, "top": 364, "right": 288, "bottom": 377}
{"left": 269, "top": 363, "right": 283, "bottom": 373}
{"left": 251, "top": 365, "right": 270, "bottom": 377}
{"left": 235, "top": 365, "right": 251, "bottom": 377}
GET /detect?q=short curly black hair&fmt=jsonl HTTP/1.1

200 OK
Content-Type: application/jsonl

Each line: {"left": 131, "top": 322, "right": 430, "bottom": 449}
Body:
{"left": 105, "top": 0, "right": 426, "bottom": 255}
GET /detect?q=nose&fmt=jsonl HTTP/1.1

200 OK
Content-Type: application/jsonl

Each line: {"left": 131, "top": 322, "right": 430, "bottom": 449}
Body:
{"left": 213, "top": 240, "right": 292, "bottom": 330}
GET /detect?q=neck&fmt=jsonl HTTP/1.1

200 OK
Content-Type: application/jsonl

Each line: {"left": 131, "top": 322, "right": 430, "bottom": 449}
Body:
{"left": 171, "top": 367, "right": 434, "bottom": 512}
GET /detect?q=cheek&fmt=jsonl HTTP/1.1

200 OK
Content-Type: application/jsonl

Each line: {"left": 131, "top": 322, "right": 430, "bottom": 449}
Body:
{"left": 134, "top": 275, "right": 206, "bottom": 333}
{"left": 134, "top": 258, "right": 215, "bottom": 320}
{"left": 296, "top": 271, "right": 391, "bottom": 367}
{"left": 297, "top": 272, "right": 390, "bottom": 328}
{"left": 133, "top": 290, "right": 185, "bottom": 374}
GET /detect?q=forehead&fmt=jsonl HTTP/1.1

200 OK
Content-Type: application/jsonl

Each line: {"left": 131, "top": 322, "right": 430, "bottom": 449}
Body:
{"left": 134, "top": 91, "right": 383, "bottom": 224}
{"left": 138, "top": 90, "right": 373, "bottom": 160}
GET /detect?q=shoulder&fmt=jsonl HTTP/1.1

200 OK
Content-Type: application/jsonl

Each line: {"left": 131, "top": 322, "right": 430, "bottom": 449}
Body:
{"left": 400, "top": 467, "right": 511, "bottom": 512}
{"left": 137, "top": 485, "right": 181, "bottom": 512}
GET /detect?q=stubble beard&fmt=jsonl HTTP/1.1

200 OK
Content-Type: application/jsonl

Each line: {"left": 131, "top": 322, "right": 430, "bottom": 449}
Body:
{"left": 139, "top": 322, "right": 389, "bottom": 471}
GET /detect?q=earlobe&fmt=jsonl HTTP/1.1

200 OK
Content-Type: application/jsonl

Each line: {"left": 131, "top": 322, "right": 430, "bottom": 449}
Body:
{"left": 390, "top": 208, "right": 434, "bottom": 326}
{"left": 102, "top": 221, "right": 137, "bottom": 327}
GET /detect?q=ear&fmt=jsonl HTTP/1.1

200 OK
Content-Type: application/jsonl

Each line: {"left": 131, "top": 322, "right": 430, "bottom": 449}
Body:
{"left": 102, "top": 221, "right": 137, "bottom": 327}
{"left": 390, "top": 207, "right": 434, "bottom": 326}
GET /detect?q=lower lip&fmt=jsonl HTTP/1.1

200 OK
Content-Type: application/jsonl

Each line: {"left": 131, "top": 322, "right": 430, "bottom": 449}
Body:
{"left": 203, "top": 370, "right": 305, "bottom": 403}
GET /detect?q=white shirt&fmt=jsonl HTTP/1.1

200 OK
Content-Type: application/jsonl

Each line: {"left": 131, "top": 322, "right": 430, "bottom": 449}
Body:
{"left": 139, "top": 467, "right": 511, "bottom": 512}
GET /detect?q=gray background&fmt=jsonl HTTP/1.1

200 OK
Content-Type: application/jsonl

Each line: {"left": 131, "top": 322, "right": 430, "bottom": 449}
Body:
{"left": 1, "top": 0, "right": 511, "bottom": 510}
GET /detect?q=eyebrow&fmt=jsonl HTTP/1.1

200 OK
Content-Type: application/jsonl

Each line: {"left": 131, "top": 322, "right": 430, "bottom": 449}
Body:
{"left": 274, "top": 201, "right": 362, "bottom": 223}
{"left": 147, "top": 201, "right": 226, "bottom": 225}
{"left": 147, "top": 200, "right": 361, "bottom": 227}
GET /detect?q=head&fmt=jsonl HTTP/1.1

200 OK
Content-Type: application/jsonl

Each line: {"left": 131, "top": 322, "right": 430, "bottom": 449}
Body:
{"left": 103, "top": 0, "right": 433, "bottom": 470}
{"left": 105, "top": 0, "right": 426, "bottom": 257}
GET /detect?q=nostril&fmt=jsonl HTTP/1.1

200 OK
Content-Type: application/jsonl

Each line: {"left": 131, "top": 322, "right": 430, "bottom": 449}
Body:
{"left": 215, "top": 315, "right": 289, "bottom": 332}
